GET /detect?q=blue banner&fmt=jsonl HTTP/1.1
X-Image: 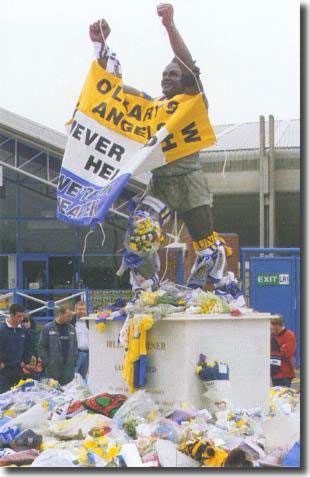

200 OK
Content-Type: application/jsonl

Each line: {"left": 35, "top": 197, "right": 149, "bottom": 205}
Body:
{"left": 57, "top": 167, "right": 130, "bottom": 227}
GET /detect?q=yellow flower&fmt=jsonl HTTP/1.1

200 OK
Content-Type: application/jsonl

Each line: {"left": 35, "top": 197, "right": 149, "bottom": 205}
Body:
{"left": 105, "top": 446, "right": 120, "bottom": 460}
{"left": 3, "top": 409, "right": 15, "bottom": 417}
{"left": 206, "top": 361, "right": 216, "bottom": 367}
{"left": 140, "top": 291, "right": 158, "bottom": 305}
{"left": 94, "top": 447, "right": 106, "bottom": 458}
{"left": 235, "top": 419, "right": 246, "bottom": 428}
{"left": 46, "top": 441, "right": 57, "bottom": 449}
{"left": 41, "top": 400, "right": 49, "bottom": 410}
{"left": 38, "top": 442, "right": 45, "bottom": 452}
{"left": 84, "top": 439, "right": 98, "bottom": 450}
{"left": 78, "top": 447, "right": 89, "bottom": 464}
{"left": 96, "top": 322, "right": 106, "bottom": 333}
{"left": 269, "top": 403, "right": 276, "bottom": 414}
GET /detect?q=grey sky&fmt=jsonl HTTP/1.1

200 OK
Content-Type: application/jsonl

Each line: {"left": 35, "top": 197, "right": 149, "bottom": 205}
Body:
{"left": 1, "top": 0, "right": 299, "bottom": 133}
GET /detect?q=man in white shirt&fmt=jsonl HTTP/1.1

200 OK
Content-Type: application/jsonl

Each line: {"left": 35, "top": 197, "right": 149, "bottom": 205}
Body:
{"left": 71, "top": 301, "right": 89, "bottom": 380}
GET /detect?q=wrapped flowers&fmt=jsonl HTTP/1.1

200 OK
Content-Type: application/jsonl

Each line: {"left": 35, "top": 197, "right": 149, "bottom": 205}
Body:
{"left": 125, "top": 211, "right": 164, "bottom": 256}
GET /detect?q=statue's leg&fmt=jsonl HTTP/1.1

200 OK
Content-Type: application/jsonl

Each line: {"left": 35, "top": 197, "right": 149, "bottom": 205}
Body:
{"left": 181, "top": 204, "right": 221, "bottom": 289}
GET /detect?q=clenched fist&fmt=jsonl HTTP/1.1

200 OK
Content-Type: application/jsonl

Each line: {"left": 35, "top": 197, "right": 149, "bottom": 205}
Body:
{"left": 157, "top": 3, "right": 174, "bottom": 27}
{"left": 89, "top": 19, "right": 111, "bottom": 43}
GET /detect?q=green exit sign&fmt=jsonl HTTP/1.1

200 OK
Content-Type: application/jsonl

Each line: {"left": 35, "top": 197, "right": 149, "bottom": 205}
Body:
{"left": 257, "top": 273, "right": 290, "bottom": 286}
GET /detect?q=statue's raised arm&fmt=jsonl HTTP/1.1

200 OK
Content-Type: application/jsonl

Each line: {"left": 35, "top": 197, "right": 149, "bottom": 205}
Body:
{"left": 89, "top": 19, "right": 111, "bottom": 71}
{"left": 89, "top": 19, "right": 143, "bottom": 97}
{"left": 157, "top": 3, "right": 206, "bottom": 102}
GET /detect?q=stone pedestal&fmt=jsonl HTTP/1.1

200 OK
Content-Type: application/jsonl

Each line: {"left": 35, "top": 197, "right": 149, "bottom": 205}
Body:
{"left": 88, "top": 313, "right": 272, "bottom": 413}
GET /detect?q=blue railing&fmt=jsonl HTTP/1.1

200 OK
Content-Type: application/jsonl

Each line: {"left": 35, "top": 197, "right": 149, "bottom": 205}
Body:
{"left": 0, "top": 288, "right": 134, "bottom": 322}
{"left": 0, "top": 289, "right": 88, "bottom": 321}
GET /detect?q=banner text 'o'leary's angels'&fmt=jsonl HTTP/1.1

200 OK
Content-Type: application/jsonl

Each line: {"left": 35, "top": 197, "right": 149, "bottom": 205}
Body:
{"left": 57, "top": 61, "right": 216, "bottom": 226}
{"left": 76, "top": 62, "right": 216, "bottom": 162}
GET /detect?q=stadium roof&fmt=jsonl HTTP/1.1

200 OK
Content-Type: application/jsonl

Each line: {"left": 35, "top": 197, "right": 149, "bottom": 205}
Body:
{"left": 205, "top": 119, "right": 300, "bottom": 152}
{"left": 0, "top": 107, "right": 66, "bottom": 152}
{"left": 0, "top": 107, "right": 300, "bottom": 153}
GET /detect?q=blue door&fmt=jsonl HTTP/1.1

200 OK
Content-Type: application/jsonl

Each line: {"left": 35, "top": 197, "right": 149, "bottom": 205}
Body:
{"left": 250, "top": 256, "right": 300, "bottom": 367}
{"left": 18, "top": 255, "right": 49, "bottom": 290}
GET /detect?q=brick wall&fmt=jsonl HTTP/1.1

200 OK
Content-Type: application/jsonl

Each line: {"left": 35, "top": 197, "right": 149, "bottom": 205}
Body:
{"left": 158, "top": 248, "right": 181, "bottom": 283}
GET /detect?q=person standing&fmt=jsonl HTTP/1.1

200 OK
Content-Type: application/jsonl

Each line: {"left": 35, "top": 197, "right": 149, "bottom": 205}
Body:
{"left": 71, "top": 301, "right": 89, "bottom": 380}
{"left": 21, "top": 316, "right": 44, "bottom": 380}
{"left": 38, "top": 304, "right": 77, "bottom": 386}
{"left": 0, "top": 304, "right": 32, "bottom": 393}
{"left": 21, "top": 316, "right": 41, "bottom": 358}
{"left": 270, "top": 316, "right": 296, "bottom": 387}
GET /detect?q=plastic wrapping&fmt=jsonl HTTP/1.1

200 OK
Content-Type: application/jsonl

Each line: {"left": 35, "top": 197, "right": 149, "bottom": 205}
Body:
{"left": 189, "top": 288, "right": 232, "bottom": 313}
{"left": 0, "top": 379, "right": 301, "bottom": 468}
{"left": 167, "top": 408, "right": 198, "bottom": 424}
{"left": 261, "top": 414, "right": 300, "bottom": 453}
{"left": 119, "top": 443, "right": 144, "bottom": 467}
{"left": 48, "top": 411, "right": 109, "bottom": 440}
{"left": 8, "top": 393, "right": 38, "bottom": 414}
{"left": 31, "top": 448, "right": 76, "bottom": 467}
{"left": 113, "top": 390, "right": 156, "bottom": 421}
{"left": 152, "top": 418, "right": 183, "bottom": 444}
{"left": 0, "top": 403, "right": 49, "bottom": 434}
{"left": 155, "top": 439, "right": 200, "bottom": 467}
{"left": 49, "top": 399, "right": 74, "bottom": 421}
{"left": 61, "top": 373, "right": 91, "bottom": 401}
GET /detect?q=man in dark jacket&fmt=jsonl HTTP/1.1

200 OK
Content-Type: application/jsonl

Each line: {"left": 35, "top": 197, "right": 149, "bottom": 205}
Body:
{"left": 39, "top": 304, "right": 78, "bottom": 386}
{"left": 270, "top": 315, "right": 296, "bottom": 387}
{"left": 0, "top": 304, "right": 32, "bottom": 393}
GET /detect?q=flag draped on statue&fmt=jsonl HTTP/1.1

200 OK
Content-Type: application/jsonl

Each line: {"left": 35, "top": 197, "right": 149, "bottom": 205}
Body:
{"left": 57, "top": 61, "right": 216, "bottom": 227}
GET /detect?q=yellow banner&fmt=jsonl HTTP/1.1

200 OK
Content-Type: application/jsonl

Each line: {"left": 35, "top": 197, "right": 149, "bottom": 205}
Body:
{"left": 76, "top": 61, "right": 216, "bottom": 163}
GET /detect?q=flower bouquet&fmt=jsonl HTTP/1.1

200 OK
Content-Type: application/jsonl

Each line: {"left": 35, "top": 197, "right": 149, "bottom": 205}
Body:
{"left": 125, "top": 210, "right": 164, "bottom": 256}
{"left": 188, "top": 289, "right": 232, "bottom": 314}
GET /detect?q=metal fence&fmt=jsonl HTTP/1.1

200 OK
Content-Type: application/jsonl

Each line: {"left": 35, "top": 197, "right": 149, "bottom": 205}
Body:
{"left": 0, "top": 288, "right": 134, "bottom": 322}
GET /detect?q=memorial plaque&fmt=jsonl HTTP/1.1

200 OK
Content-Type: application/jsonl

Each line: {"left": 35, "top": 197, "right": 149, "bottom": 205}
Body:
{"left": 88, "top": 314, "right": 272, "bottom": 412}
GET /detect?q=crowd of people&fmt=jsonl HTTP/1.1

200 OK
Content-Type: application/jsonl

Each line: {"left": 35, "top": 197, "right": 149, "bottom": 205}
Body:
{"left": 0, "top": 302, "right": 89, "bottom": 393}
{"left": 0, "top": 303, "right": 297, "bottom": 395}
